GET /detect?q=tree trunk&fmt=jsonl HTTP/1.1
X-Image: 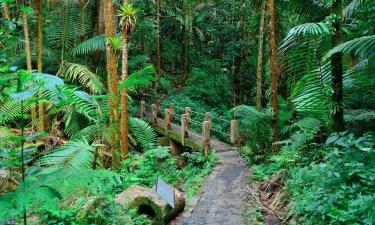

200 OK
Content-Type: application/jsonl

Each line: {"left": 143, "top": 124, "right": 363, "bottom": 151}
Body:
{"left": 104, "top": 0, "right": 120, "bottom": 166}
{"left": 181, "top": 0, "right": 189, "bottom": 81}
{"left": 154, "top": 0, "right": 162, "bottom": 93}
{"left": 269, "top": 0, "right": 278, "bottom": 152}
{"left": 36, "top": 0, "right": 45, "bottom": 132}
{"left": 93, "top": 0, "right": 104, "bottom": 68}
{"left": 120, "top": 0, "right": 130, "bottom": 160}
{"left": 256, "top": 0, "right": 266, "bottom": 111}
{"left": 331, "top": 0, "right": 345, "bottom": 132}
{"left": 22, "top": 2, "right": 37, "bottom": 128}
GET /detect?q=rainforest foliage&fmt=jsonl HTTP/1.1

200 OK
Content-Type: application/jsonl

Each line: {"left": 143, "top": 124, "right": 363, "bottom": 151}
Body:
{"left": 0, "top": 0, "right": 374, "bottom": 224}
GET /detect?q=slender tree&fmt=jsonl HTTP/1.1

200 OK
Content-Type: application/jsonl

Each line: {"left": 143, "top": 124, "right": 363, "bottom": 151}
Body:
{"left": 21, "top": 2, "right": 37, "bottom": 128}
{"left": 331, "top": 0, "right": 345, "bottom": 132}
{"left": 104, "top": 0, "right": 120, "bottom": 165}
{"left": 181, "top": 0, "right": 189, "bottom": 81}
{"left": 269, "top": 0, "right": 278, "bottom": 152}
{"left": 119, "top": 0, "right": 135, "bottom": 159}
{"left": 154, "top": 0, "right": 162, "bottom": 93}
{"left": 36, "top": 0, "right": 45, "bottom": 132}
{"left": 256, "top": 0, "right": 266, "bottom": 111}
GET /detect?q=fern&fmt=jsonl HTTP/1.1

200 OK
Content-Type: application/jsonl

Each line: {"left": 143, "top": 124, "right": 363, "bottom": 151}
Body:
{"left": 70, "top": 35, "right": 106, "bottom": 56}
{"left": 57, "top": 62, "right": 105, "bottom": 94}
{"left": 120, "top": 65, "right": 155, "bottom": 92}
{"left": 39, "top": 138, "right": 96, "bottom": 170}
{"left": 129, "top": 117, "right": 157, "bottom": 151}
{"left": 324, "top": 35, "right": 375, "bottom": 60}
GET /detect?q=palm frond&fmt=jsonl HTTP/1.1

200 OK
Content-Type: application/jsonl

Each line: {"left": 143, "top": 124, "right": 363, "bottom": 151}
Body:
{"left": 120, "top": 65, "right": 155, "bottom": 91}
{"left": 39, "top": 139, "right": 96, "bottom": 170}
{"left": 129, "top": 117, "right": 157, "bottom": 151}
{"left": 57, "top": 62, "right": 105, "bottom": 94}
{"left": 70, "top": 35, "right": 106, "bottom": 56}
{"left": 324, "top": 35, "right": 375, "bottom": 60}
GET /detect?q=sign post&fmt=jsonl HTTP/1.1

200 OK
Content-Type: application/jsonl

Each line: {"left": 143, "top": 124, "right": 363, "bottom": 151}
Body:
{"left": 156, "top": 177, "right": 175, "bottom": 208}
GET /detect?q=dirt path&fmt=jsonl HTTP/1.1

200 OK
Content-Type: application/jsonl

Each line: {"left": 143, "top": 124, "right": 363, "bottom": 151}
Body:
{"left": 175, "top": 148, "right": 250, "bottom": 225}
{"left": 142, "top": 107, "right": 251, "bottom": 224}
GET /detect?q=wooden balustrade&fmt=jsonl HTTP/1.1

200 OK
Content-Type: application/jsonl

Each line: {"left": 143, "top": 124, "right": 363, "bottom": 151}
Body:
{"left": 169, "top": 103, "right": 175, "bottom": 123}
{"left": 151, "top": 104, "right": 157, "bottom": 124}
{"left": 164, "top": 109, "right": 171, "bottom": 133}
{"left": 230, "top": 119, "right": 239, "bottom": 147}
{"left": 202, "top": 120, "right": 211, "bottom": 157}
{"left": 140, "top": 100, "right": 145, "bottom": 118}
{"left": 141, "top": 101, "right": 240, "bottom": 152}
{"left": 181, "top": 114, "right": 189, "bottom": 145}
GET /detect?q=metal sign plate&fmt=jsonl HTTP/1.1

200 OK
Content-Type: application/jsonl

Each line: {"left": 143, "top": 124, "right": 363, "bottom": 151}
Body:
{"left": 156, "top": 177, "right": 175, "bottom": 208}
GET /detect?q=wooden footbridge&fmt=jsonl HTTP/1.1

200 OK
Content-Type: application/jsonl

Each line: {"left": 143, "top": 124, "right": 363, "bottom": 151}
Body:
{"left": 139, "top": 101, "right": 239, "bottom": 155}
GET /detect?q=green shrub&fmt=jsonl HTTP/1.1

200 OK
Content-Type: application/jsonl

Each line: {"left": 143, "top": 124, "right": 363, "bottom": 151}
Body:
{"left": 288, "top": 133, "right": 375, "bottom": 225}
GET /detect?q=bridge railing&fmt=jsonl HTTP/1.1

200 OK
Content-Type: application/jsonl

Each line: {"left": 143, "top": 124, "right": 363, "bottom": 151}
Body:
{"left": 140, "top": 101, "right": 239, "bottom": 156}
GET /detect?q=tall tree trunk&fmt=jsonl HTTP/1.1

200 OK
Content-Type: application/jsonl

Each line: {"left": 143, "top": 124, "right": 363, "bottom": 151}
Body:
{"left": 36, "top": 0, "right": 45, "bottom": 132}
{"left": 331, "top": 0, "right": 345, "bottom": 132}
{"left": 154, "top": 0, "right": 161, "bottom": 93}
{"left": 181, "top": 0, "right": 189, "bottom": 81}
{"left": 104, "top": 0, "right": 120, "bottom": 166}
{"left": 22, "top": 2, "right": 37, "bottom": 127}
{"left": 93, "top": 0, "right": 104, "bottom": 68}
{"left": 256, "top": 0, "right": 266, "bottom": 111}
{"left": 120, "top": 0, "right": 130, "bottom": 160}
{"left": 269, "top": 0, "right": 278, "bottom": 152}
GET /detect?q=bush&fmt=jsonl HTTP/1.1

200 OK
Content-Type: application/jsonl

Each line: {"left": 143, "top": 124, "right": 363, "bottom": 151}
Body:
{"left": 288, "top": 133, "right": 375, "bottom": 225}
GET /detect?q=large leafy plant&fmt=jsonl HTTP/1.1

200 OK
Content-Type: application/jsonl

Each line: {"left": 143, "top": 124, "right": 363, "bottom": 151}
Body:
{"left": 288, "top": 132, "right": 375, "bottom": 225}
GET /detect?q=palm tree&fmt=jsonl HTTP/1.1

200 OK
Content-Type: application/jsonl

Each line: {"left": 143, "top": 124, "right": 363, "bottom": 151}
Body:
{"left": 331, "top": 0, "right": 345, "bottom": 132}
{"left": 269, "top": 0, "right": 278, "bottom": 152}
{"left": 36, "top": 0, "right": 45, "bottom": 132}
{"left": 155, "top": 0, "right": 161, "bottom": 81}
{"left": 118, "top": 1, "right": 137, "bottom": 159}
{"left": 103, "top": 0, "right": 120, "bottom": 166}
{"left": 21, "top": 3, "right": 37, "bottom": 127}
{"left": 256, "top": 0, "right": 266, "bottom": 111}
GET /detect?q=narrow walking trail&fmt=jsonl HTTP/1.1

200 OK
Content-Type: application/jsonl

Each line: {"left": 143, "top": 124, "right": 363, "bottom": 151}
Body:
{"left": 143, "top": 105, "right": 251, "bottom": 224}
{"left": 176, "top": 144, "right": 250, "bottom": 225}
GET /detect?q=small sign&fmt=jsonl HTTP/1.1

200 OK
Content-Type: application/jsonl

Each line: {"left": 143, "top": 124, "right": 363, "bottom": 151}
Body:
{"left": 156, "top": 177, "right": 175, "bottom": 208}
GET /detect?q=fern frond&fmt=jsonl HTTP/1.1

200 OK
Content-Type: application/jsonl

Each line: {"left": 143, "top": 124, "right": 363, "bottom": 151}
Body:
{"left": 57, "top": 62, "right": 105, "bottom": 94}
{"left": 323, "top": 35, "right": 375, "bottom": 60}
{"left": 39, "top": 139, "right": 96, "bottom": 170}
{"left": 129, "top": 117, "right": 157, "bottom": 151}
{"left": 70, "top": 35, "right": 106, "bottom": 56}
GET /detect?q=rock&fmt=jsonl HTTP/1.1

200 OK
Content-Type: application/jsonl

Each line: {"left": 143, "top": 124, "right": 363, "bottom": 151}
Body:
{"left": 115, "top": 185, "right": 185, "bottom": 224}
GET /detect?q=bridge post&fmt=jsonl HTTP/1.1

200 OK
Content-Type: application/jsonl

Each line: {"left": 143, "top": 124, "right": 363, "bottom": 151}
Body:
{"left": 205, "top": 112, "right": 212, "bottom": 129}
{"left": 156, "top": 100, "right": 163, "bottom": 115}
{"left": 151, "top": 104, "right": 157, "bottom": 124}
{"left": 202, "top": 120, "right": 211, "bottom": 157}
{"left": 184, "top": 107, "right": 191, "bottom": 128}
{"left": 140, "top": 101, "right": 145, "bottom": 118}
{"left": 181, "top": 114, "right": 189, "bottom": 145}
{"left": 164, "top": 109, "right": 171, "bottom": 133}
{"left": 230, "top": 119, "right": 239, "bottom": 147}
{"left": 169, "top": 103, "right": 175, "bottom": 122}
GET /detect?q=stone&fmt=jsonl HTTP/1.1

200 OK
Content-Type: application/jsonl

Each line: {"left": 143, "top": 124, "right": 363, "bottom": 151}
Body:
{"left": 115, "top": 185, "right": 185, "bottom": 224}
